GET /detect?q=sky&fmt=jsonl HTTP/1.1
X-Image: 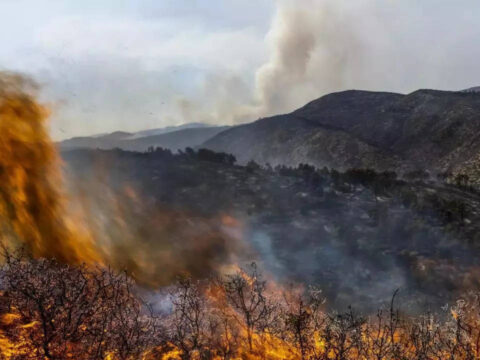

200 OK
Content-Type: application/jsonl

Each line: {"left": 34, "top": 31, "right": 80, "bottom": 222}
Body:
{"left": 1, "top": 0, "right": 480, "bottom": 139}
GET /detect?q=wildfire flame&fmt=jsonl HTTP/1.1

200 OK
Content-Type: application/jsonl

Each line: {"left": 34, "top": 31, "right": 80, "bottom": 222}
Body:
{"left": 0, "top": 72, "right": 243, "bottom": 286}
{"left": 0, "top": 73, "right": 99, "bottom": 263}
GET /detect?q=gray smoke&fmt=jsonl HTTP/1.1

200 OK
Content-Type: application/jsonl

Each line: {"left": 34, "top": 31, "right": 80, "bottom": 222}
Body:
{"left": 255, "top": 0, "right": 318, "bottom": 115}
{"left": 237, "top": 0, "right": 480, "bottom": 120}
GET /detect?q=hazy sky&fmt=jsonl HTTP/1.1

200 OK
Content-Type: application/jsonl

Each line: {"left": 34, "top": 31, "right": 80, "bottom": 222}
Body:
{"left": 2, "top": 0, "right": 480, "bottom": 139}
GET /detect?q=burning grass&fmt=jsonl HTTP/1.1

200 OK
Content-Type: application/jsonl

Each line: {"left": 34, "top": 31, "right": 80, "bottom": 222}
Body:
{"left": 0, "top": 248, "right": 160, "bottom": 360}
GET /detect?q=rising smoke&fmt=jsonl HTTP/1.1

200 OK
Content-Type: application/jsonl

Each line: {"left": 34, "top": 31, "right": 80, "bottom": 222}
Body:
{"left": 254, "top": 0, "right": 319, "bottom": 115}
{"left": 173, "top": 0, "right": 381, "bottom": 123}
{"left": 174, "top": 0, "right": 480, "bottom": 125}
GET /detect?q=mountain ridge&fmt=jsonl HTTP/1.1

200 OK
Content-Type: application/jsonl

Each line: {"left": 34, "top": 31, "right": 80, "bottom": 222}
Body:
{"left": 202, "top": 88, "right": 480, "bottom": 183}
{"left": 60, "top": 87, "right": 480, "bottom": 184}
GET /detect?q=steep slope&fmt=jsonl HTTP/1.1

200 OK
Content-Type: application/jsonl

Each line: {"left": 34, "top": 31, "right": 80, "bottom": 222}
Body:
{"left": 204, "top": 89, "right": 480, "bottom": 177}
{"left": 463, "top": 86, "right": 480, "bottom": 93}
{"left": 204, "top": 114, "right": 401, "bottom": 170}
{"left": 295, "top": 90, "right": 480, "bottom": 170}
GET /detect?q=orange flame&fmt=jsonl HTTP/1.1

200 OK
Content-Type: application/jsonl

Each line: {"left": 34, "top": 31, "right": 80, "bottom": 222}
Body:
{"left": 0, "top": 73, "right": 99, "bottom": 264}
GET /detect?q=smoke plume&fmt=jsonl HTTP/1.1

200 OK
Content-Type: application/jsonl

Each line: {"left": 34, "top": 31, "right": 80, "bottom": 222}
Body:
{"left": 251, "top": 0, "right": 371, "bottom": 117}
{"left": 180, "top": 0, "right": 374, "bottom": 122}
{"left": 255, "top": 0, "right": 319, "bottom": 115}
{"left": 177, "top": 0, "right": 480, "bottom": 125}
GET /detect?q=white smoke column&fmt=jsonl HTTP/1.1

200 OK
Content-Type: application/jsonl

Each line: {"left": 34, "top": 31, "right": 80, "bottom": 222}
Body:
{"left": 255, "top": 0, "right": 319, "bottom": 115}
{"left": 172, "top": 0, "right": 329, "bottom": 124}
{"left": 254, "top": 0, "right": 375, "bottom": 116}
{"left": 175, "top": 0, "right": 326, "bottom": 124}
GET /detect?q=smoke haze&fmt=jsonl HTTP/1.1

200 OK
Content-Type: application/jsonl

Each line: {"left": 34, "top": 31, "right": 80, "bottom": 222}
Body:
{"left": 1, "top": 0, "right": 480, "bottom": 138}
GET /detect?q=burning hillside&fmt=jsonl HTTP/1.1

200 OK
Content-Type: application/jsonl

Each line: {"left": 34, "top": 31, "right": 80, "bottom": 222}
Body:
{"left": 3, "top": 72, "right": 480, "bottom": 359}
{"left": 4, "top": 252, "right": 480, "bottom": 360}
{"left": 62, "top": 147, "right": 480, "bottom": 312}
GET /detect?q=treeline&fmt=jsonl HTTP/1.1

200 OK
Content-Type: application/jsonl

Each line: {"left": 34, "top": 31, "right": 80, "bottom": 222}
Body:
{"left": 2, "top": 251, "right": 480, "bottom": 360}
{"left": 145, "top": 145, "right": 475, "bottom": 190}
{"left": 112, "top": 146, "right": 476, "bottom": 234}
{"left": 145, "top": 146, "right": 236, "bottom": 166}
{"left": 248, "top": 162, "right": 473, "bottom": 229}
{"left": 133, "top": 145, "right": 475, "bottom": 192}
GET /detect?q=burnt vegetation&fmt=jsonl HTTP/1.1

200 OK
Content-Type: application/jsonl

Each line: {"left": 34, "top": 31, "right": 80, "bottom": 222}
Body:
{"left": 63, "top": 148, "right": 480, "bottom": 311}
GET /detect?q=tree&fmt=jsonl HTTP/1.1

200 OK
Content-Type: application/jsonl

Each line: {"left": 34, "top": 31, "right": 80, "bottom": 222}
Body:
{"left": 246, "top": 160, "right": 261, "bottom": 173}
{"left": 184, "top": 147, "right": 195, "bottom": 157}
{"left": 168, "top": 277, "right": 210, "bottom": 359}
{"left": 282, "top": 287, "right": 324, "bottom": 360}
{"left": 321, "top": 307, "right": 366, "bottom": 360}
{"left": 196, "top": 149, "right": 236, "bottom": 165}
{"left": 222, "top": 263, "right": 277, "bottom": 351}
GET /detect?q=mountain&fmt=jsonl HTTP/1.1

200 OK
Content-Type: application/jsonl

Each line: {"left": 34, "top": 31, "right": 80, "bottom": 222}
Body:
{"left": 203, "top": 89, "right": 480, "bottom": 182}
{"left": 61, "top": 88, "right": 480, "bottom": 183}
{"left": 60, "top": 123, "right": 229, "bottom": 152}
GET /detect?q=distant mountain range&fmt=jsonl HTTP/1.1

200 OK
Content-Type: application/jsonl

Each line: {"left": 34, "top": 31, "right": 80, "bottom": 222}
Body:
{"left": 60, "top": 123, "right": 229, "bottom": 152}
{"left": 61, "top": 88, "right": 480, "bottom": 184}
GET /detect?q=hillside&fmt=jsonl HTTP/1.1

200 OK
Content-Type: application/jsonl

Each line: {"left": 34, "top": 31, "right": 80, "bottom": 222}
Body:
{"left": 203, "top": 89, "right": 480, "bottom": 182}
{"left": 63, "top": 148, "right": 480, "bottom": 312}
